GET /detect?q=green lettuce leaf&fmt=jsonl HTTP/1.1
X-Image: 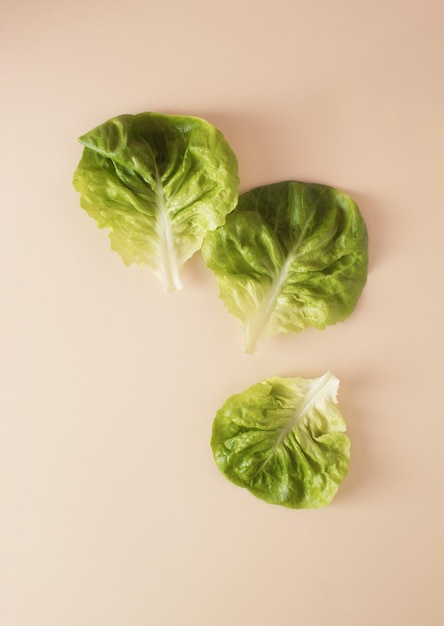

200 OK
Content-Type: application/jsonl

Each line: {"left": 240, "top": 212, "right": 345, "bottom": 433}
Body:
{"left": 73, "top": 113, "right": 239, "bottom": 291}
{"left": 211, "top": 372, "right": 349, "bottom": 508}
{"left": 202, "top": 181, "right": 368, "bottom": 353}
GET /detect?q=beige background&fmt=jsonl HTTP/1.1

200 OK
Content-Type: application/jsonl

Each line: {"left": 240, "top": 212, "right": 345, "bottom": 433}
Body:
{"left": 2, "top": 1, "right": 443, "bottom": 624}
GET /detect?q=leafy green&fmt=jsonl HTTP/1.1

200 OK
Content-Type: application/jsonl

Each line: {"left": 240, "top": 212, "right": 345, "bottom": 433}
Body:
{"left": 73, "top": 112, "right": 239, "bottom": 291}
{"left": 202, "top": 181, "right": 368, "bottom": 353}
{"left": 211, "top": 372, "right": 349, "bottom": 508}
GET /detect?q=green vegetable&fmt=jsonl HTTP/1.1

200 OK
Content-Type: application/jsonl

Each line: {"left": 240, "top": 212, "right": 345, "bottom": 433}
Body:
{"left": 202, "top": 181, "right": 368, "bottom": 353}
{"left": 73, "top": 112, "right": 239, "bottom": 291}
{"left": 211, "top": 372, "right": 349, "bottom": 508}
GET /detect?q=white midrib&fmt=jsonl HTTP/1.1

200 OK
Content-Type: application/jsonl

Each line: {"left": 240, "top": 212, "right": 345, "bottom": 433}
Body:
{"left": 258, "top": 372, "right": 336, "bottom": 473}
{"left": 244, "top": 221, "right": 311, "bottom": 354}
{"left": 155, "top": 172, "right": 181, "bottom": 292}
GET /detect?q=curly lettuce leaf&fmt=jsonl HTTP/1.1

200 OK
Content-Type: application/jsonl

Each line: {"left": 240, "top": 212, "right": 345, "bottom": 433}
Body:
{"left": 202, "top": 181, "right": 368, "bottom": 352}
{"left": 211, "top": 372, "right": 349, "bottom": 508}
{"left": 73, "top": 113, "right": 239, "bottom": 291}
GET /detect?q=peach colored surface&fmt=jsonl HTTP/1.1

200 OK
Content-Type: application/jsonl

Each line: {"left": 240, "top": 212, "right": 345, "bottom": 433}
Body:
{"left": 2, "top": 1, "right": 443, "bottom": 625}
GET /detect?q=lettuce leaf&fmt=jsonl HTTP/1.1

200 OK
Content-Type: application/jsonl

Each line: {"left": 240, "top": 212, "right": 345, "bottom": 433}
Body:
{"left": 211, "top": 372, "right": 349, "bottom": 508}
{"left": 202, "top": 181, "right": 368, "bottom": 352}
{"left": 73, "top": 113, "right": 239, "bottom": 291}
